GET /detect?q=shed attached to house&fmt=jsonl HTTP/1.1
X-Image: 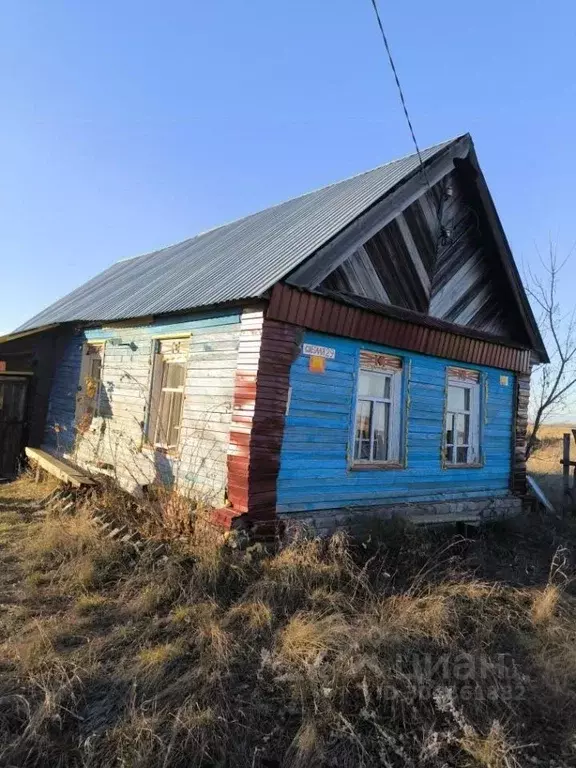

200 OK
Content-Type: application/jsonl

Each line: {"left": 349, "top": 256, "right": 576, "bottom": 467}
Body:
{"left": 9, "top": 133, "right": 546, "bottom": 535}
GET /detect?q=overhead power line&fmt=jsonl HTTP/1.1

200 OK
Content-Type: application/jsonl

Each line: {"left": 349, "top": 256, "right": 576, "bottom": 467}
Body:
{"left": 367, "top": 0, "right": 451, "bottom": 245}
{"left": 367, "top": 0, "right": 432, "bottom": 191}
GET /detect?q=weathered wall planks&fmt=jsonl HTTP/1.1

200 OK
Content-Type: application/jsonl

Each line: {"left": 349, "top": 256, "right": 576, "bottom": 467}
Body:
{"left": 512, "top": 373, "right": 530, "bottom": 496}
{"left": 319, "top": 169, "right": 522, "bottom": 342}
{"left": 226, "top": 308, "right": 265, "bottom": 515}
{"left": 248, "top": 319, "right": 300, "bottom": 530}
{"left": 277, "top": 330, "right": 517, "bottom": 514}
{"left": 44, "top": 310, "right": 242, "bottom": 503}
{"left": 0, "top": 328, "right": 73, "bottom": 450}
{"left": 224, "top": 313, "right": 299, "bottom": 532}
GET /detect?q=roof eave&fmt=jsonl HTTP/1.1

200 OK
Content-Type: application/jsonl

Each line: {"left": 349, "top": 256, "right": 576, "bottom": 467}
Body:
{"left": 0, "top": 324, "right": 61, "bottom": 345}
{"left": 462, "top": 145, "right": 549, "bottom": 365}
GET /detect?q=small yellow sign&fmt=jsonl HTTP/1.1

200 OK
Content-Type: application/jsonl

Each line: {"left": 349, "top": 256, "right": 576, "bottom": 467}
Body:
{"left": 500, "top": 375, "right": 509, "bottom": 386}
{"left": 309, "top": 355, "right": 326, "bottom": 374}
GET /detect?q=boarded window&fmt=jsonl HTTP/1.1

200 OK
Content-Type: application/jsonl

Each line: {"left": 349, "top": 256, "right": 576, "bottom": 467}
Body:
{"left": 76, "top": 342, "right": 105, "bottom": 429}
{"left": 148, "top": 338, "right": 188, "bottom": 450}
{"left": 353, "top": 352, "right": 403, "bottom": 464}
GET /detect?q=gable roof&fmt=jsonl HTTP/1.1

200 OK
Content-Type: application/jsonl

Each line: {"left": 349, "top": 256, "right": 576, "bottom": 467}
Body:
{"left": 16, "top": 138, "right": 457, "bottom": 332}
{"left": 15, "top": 133, "right": 547, "bottom": 362}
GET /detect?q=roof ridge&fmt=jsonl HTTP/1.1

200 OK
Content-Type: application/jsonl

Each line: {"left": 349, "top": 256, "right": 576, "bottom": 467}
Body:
{"left": 117, "top": 135, "right": 464, "bottom": 265}
{"left": 15, "top": 133, "right": 472, "bottom": 333}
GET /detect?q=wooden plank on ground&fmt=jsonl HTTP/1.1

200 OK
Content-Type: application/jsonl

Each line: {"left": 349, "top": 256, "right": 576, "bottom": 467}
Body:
{"left": 25, "top": 447, "right": 95, "bottom": 487}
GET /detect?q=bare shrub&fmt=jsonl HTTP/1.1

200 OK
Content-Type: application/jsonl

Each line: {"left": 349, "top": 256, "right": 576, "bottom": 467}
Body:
{"left": 525, "top": 245, "right": 576, "bottom": 457}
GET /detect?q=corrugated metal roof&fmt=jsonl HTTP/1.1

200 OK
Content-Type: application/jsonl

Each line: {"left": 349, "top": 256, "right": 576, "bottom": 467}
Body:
{"left": 17, "top": 137, "right": 461, "bottom": 332}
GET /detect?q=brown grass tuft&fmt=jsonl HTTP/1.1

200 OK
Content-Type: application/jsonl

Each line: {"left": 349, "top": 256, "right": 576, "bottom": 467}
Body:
{"left": 137, "top": 642, "right": 185, "bottom": 670}
{"left": 225, "top": 599, "right": 273, "bottom": 633}
{"left": 277, "top": 611, "right": 350, "bottom": 665}
{"left": 531, "top": 584, "right": 560, "bottom": 625}
{"left": 25, "top": 508, "right": 100, "bottom": 565}
{"left": 286, "top": 720, "right": 324, "bottom": 768}
{"left": 194, "top": 618, "right": 233, "bottom": 665}
{"left": 460, "top": 720, "right": 519, "bottom": 768}
{"left": 126, "top": 582, "right": 175, "bottom": 617}
{"left": 366, "top": 592, "right": 452, "bottom": 643}
{"left": 0, "top": 471, "right": 58, "bottom": 502}
{"left": 74, "top": 594, "right": 109, "bottom": 615}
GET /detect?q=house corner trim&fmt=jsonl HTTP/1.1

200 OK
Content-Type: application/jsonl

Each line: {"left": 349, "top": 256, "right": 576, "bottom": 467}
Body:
{"left": 222, "top": 309, "right": 300, "bottom": 536}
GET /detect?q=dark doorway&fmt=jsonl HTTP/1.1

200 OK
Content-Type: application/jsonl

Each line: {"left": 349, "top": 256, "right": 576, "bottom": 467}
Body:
{"left": 0, "top": 376, "right": 28, "bottom": 479}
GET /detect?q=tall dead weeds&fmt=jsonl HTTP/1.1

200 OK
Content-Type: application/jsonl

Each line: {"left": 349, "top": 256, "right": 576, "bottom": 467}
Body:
{"left": 2, "top": 478, "right": 576, "bottom": 766}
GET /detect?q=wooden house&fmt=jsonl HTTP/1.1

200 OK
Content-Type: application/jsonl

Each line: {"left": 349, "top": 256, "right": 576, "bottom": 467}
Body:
{"left": 0, "top": 134, "right": 547, "bottom": 534}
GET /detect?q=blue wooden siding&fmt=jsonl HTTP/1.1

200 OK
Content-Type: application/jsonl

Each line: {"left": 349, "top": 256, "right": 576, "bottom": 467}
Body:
{"left": 44, "top": 310, "right": 242, "bottom": 500}
{"left": 277, "top": 331, "right": 515, "bottom": 513}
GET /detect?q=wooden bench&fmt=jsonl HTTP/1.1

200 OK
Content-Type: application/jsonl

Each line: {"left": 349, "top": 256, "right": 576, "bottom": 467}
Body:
{"left": 25, "top": 447, "right": 96, "bottom": 488}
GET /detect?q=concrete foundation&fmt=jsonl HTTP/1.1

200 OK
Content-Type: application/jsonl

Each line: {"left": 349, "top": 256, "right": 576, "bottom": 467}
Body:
{"left": 278, "top": 496, "right": 523, "bottom": 537}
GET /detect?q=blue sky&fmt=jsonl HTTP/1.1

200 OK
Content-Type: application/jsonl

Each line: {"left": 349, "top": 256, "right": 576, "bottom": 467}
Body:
{"left": 1, "top": 0, "right": 575, "bottom": 334}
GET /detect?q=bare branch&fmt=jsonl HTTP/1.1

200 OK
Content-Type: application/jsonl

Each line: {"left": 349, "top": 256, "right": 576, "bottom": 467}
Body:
{"left": 525, "top": 244, "right": 576, "bottom": 457}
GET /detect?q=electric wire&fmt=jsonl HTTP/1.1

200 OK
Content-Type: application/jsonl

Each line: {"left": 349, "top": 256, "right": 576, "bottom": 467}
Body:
{"left": 367, "top": 0, "right": 451, "bottom": 245}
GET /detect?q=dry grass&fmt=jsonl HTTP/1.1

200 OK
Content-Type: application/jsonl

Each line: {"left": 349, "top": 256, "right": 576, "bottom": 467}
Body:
{"left": 225, "top": 599, "right": 274, "bottom": 633}
{"left": 137, "top": 641, "right": 186, "bottom": 670}
{"left": 25, "top": 507, "right": 101, "bottom": 565}
{"left": 74, "top": 594, "right": 109, "bottom": 615}
{"left": 528, "top": 423, "right": 576, "bottom": 512}
{"left": 460, "top": 721, "right": 519, "bottom": 768}
{"left": 286, "top": 720, "right": 323, "bottom": 768}
{"left": 531, "top": 583, "right": 560, "bottom": 624}
{"left": 0, "top": 470, "right": 58, "bottom": 502}
{"left": 368, "top": 592, "right": 452, "bottom": 642}
{"left": 1, "top": 473, "right": 576, "bottom": 766}
{"left": 277, "top": 611, "right": 350, "bottom": 665}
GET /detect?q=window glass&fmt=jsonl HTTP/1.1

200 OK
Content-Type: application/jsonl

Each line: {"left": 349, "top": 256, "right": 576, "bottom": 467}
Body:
{"left": 455, "top": 412, "right": 469, "bottom": 445}
{"left": 372, "top": 401, "right": 390, "bottom": 461}
{"left": 445, "top": 377, "right": 480, "bottom": 465}
{"left": 354, "top": 400, "right": 372, "bottom": 460}
{"left": 358, "top": 370, "right": 391, "bottom": 399}
{"left": 457, "top": 446, "right": 469, "bottom": 464}
{"left": 353, "top": 359, "right": 402, "bottom": 464}
{"left": 447, "top": 385, "right": 468, "bottom": 412}
{"left": 445, "top": 412, "right": 454, "bottom": 446}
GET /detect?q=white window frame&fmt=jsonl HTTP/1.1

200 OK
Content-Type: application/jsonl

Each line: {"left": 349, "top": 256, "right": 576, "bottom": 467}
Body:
{"left": 444, "top": 374, "right": 481, "bottom": 466}
{"left": 352, "top": 362, "right": 403, "bottom": 465}
{"left": 147, "top": 338, "right": 188, "bottom": 451}
{"left": 76, "top": 341, "right": 105, "bottom": 425}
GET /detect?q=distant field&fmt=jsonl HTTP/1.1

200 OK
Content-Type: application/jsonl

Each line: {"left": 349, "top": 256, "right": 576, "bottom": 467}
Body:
{"left": 528, "top": 423, "right": 576, "bottom": 511}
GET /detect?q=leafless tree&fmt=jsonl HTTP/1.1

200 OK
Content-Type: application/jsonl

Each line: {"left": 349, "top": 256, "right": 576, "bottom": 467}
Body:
{"left": 525, "top": 244, "right": 576, "bottom": 457}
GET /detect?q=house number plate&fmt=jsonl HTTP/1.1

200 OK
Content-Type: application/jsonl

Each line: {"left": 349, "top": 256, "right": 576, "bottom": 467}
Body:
{"left": 302, "top": 343, "right": 336, "bottom": 360}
